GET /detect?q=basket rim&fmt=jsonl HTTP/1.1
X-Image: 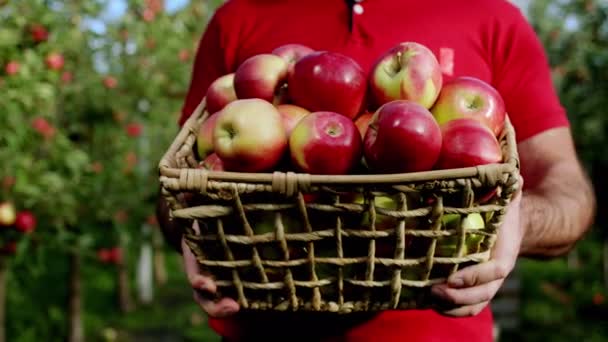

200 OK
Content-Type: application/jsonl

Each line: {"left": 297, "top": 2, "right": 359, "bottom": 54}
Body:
{"left": 158, "top": 97, "right": 520, "bottom": 187}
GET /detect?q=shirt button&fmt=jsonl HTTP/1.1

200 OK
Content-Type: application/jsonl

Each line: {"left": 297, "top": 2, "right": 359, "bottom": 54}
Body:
{"left": 353, "top": 4, "right": 364, "bottom": 15}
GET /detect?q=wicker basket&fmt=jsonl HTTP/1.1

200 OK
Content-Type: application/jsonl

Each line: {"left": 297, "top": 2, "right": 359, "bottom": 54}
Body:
{"left": 158, "top": 98, "right": 521, "bottom": 314}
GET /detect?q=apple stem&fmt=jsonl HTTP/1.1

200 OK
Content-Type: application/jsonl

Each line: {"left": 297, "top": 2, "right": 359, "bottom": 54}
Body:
{"left": 390, "top": 52, "right": 404, "bottom": 75}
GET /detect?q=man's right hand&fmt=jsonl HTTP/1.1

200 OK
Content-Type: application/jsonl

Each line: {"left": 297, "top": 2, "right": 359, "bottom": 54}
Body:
{"left": 182, "top": 220, "right": 240, "bottom": 318}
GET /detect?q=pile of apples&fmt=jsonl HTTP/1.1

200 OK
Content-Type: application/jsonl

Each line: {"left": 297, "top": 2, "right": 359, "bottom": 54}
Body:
{"left": 196, "top": 41, "right": 506, "bottom": 177}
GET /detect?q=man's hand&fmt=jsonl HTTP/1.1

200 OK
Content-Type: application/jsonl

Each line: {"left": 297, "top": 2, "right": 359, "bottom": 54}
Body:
{"left": 430, "top": 179, "right": 523, "bottom": 317}
{"left": 183, "top": 220, "right": 240, "bottom": 318}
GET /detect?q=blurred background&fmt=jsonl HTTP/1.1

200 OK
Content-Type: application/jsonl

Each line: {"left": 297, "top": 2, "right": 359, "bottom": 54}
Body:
{"left": 0, "top": 0, "right": 606, "bottom": 341}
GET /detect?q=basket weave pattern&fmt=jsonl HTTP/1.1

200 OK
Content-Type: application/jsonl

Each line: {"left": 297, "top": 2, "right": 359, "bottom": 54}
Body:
{"left": 159, "top": 99, "right": 521, "bottom": 313}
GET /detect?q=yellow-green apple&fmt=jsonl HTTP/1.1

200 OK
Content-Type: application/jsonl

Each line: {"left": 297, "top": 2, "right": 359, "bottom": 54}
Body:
{"left": 354, "top": 112, "right": 373, "bottom": 139}
{"left": 206, "top": 73, "right": 237, "bottom": 114}
{"left": 288, "top": 51, "right": 366, "bottom": 119}
{"left": 364, "top": 100, "right": 442, "bottom": 173}
{"left": 435, "top": 213, "right": 485, "bottom": 256}
{"left": 0, "top": 202, "right": 16, "bottom": 226}
{"left": 276, "top": 104, "right": 310, "bottom": 136}
{"left": 430, "top": 76, "right": 506, "bottom": 136}
{"left": 233, "top": 54, "right": 289, "bottom": 103}
{"left": 349, "top": 194, "right": 400, "bottom": 230}
{"left": 213, "top": 99, "right": 288, "bottom": 172}
{"left": 271, "top": 43, "right": 315, "bottom": 74}
{"left": 370, "top": 42, "right": 442, "bottom": 109}
{"left": 436, "top": 118, "right": 502, "bottom": 170}
{"left": 289, "top": 111, "right": 362, "bottom": 174}
{"left": 195, "top": 113, "right": 220, "bottom": 160}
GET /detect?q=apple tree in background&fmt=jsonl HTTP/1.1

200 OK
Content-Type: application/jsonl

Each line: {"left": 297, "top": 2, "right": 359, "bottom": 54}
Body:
{"left": 0, "top": 0, "right": 214, "bottom": 341}
{"left": 510, "top": 1, "right": 608, "bottom": 341}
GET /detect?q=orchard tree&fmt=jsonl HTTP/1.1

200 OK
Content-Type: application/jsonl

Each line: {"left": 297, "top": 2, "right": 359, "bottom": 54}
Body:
{"left": 0, "top": 0, "right": 214, "bottom": 341}
{"left": 512, "top": 1, "right": 608, "bottom": 341}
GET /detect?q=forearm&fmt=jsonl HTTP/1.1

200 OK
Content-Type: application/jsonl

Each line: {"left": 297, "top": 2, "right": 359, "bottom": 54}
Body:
{"left": 519, "top": 161, "right": 596, "bottom": 258}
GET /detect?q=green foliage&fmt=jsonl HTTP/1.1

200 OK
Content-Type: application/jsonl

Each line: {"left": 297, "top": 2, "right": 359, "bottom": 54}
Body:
{"left": 513, "top": 1, "right": 608, "bottom": 341}
{"left": 530, "top": 0, "right": 608, "bottom": 168}
{"left": 1, "top": 0, "right": 220, "bottom": 340}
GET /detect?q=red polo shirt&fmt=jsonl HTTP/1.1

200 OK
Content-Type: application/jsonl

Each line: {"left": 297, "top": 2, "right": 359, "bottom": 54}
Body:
{"left": 178, "top": 0, "right": 570, "bottom": 341}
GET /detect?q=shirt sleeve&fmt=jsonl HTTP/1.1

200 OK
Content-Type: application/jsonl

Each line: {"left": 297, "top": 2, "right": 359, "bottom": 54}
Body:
{"left": 490, "top": 5, "right": 570, "bottom": 143}
{"left": 178, "top": 9, "right": 228, "bottom": 127}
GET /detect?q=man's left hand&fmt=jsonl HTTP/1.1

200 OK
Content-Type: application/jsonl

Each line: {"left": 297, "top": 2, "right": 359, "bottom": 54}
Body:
{"left": 430, "top": 180, "right": 524, "bottom": 317}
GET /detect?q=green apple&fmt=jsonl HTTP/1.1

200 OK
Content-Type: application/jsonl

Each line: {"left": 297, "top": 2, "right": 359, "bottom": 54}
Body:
{"left": 435, "top": 213, "right": 485, "bottom": 257}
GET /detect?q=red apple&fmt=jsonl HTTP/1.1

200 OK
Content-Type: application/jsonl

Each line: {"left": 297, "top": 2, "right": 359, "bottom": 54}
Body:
{"left": 126, "top": 122, "right": 142, "bottom": 137}
{"left": 97, "top": 249, "right": 111, "bottom": 263}
{"left": 364, "top": 100, "right": 442, "bottom": 173}
{"left": 436, "top": 118, "right": 502, "bottom": 170}
{"left": 354, "top": 112, "right": 374, "bottom": 139}
{"left": 61, "top": 71, "right": 73, "bottom": 84}
{"left": 206, "top": 73, "right": 237, "bottom": 114}
{"left": 196, "top": 113, "right": 220, "bottom": 159}
{"left": 288, "top": 51, "right": 366, "bottom": 119}
{"left": 431, "top": 76, "right": 506, "bottom": 136}
{"left": 276, "top": 104, "right": 310, "bottom": 136}
{"left": 30, "top": 24, "right": 49, "bottom": 43}
{"left": 5, "top": 61, "right": 20, "bottom": 75}
{"left": 109, "top": 247, "right": 123, "bottom": 265}
{"left": 15, "top": 211, "right": 36, "bottom": 234}
{"left": 272, "top": 43, "right": 315, "bottom": 65}
{"left": 179, "top": 49, "right": 191, "bottom": 62}
{"left": 233, "top": 54, "right": 288, "bottom": 103}
{"left": 370, "top": 42, "right": 442, "bottom": 109}
{"left": 31, "top": 116, "right": 56, "bottom": 139}
{"left": 0, "top": 202, "right": 16, "bottom": 226}
{"left": 103, "top": 76, "right": 118, "bottom": 89}
{"left": 142, "top": 8, "right": 155, "bottom": 22}
{"left": 271, "top": 43, "right": 315, "bottom": 77}
{"left": 45, "top": 52, "right": 64, "bottom": 70}
{"left": 200, "top": 153, "right": 225, "bottom": 171}
{"left": 289, "top": 111, "right": 362, "bottom": 175}
{"left": 214, "top": 99, "right": 288, "bottom": 172}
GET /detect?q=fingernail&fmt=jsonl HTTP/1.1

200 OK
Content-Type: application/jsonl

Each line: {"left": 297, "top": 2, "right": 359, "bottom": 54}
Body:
{"left": 449, "top": 277, "right": 464, "bottom": 288}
